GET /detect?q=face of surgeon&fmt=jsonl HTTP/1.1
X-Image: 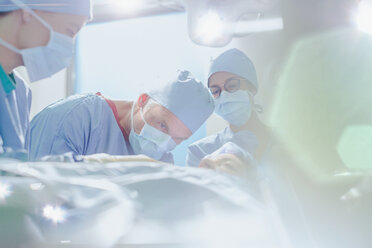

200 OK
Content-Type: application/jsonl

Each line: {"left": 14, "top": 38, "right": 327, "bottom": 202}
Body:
{"left": 16, "top": 10, "right": 87, "bottom": 50}
{"left": 132, "top": 94, "right": 193, "bottom": 144}
{"left": 208, "top": 71, "right": 255, "bottom": 99}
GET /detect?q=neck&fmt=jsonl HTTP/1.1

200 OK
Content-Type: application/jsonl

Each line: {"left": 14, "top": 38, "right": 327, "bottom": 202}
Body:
{"left": 0, "top": 13, "right": 23, "bottom": 73}
{"left": 230, "top": 111, "right": 262, "bottom": 133}
{"left": 113, "top": 100, "right": 134, "bottom": 140}
{"left": 230, "top": 111, "right": 270, "bottom": 159}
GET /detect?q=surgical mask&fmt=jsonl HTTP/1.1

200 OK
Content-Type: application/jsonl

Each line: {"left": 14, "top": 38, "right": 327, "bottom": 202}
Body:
{"left": 129, "top": 103, "right": 177, "bottom": 160}
{"left": 214, "top": 90, "right": 252, "bottom": 126}
{"left": 0, "top": 0, "right": 74, "bottom": 82}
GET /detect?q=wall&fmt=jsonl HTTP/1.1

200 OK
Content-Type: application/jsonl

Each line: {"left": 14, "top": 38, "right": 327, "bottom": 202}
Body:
{"left": 15, "top": 67, "right": 67, "bottom": 120}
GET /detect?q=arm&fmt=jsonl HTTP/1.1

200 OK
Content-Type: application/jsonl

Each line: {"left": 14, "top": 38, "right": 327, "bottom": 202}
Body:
{"left": 186, "top": 144, "right": 204, "bottom": 167}
{"left": 160, "top": 152, "right": 174, "bottom": 164}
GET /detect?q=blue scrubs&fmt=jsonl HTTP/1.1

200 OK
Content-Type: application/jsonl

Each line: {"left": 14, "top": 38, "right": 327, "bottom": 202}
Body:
{"left": 0, "top": 69, "right": 32, "bottom": 156}
{"left": 186, "top": 127, "right": 258, "bottom": 167}
{"left": 29, "top": 93, "right": 174, "bottom": 163}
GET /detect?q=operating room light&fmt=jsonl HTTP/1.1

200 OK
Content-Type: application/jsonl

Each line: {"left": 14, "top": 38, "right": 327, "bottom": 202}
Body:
{"left": 0, "top": 182, "right": 11, "bottom": 200}
{"left": 115, "top": 0, "right": 144, "bottom": 14}
{"left": 180, "top": 0, "right": 279, "bottom": 46}
{"left": 356, "top": 0, "right": 372, "bottom": 35}
{"left": 194, "top": 11, "right": 226, "bottom": 45}
{"left": 43, "top": 205, "right": 66, "bottom": 224}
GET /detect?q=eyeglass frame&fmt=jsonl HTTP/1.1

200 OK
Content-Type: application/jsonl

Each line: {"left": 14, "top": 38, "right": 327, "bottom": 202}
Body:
{"left": 208, "top": 77, "right": 255, "bottom": 99}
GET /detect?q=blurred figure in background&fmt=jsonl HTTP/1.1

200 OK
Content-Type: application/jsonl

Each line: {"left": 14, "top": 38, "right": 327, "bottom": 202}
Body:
{"left": 0, "top": 0, "right": 92, "bottom": 159}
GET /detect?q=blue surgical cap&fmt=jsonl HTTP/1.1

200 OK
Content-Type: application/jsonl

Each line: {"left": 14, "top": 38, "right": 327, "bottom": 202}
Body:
{"left": 209, "top": 48, "right": 258, "bottom": 94}
{"left": 148, "top": 70, "right": 214, "bottom": 134}
{"left": 0, "top": 0, "right": 92, "bottom": 19}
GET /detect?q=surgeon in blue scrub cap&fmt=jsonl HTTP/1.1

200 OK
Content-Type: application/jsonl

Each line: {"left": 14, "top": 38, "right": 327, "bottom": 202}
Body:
{"left": 29, "top": 71, "right": 214, "bottom": 163}
{"left": 0, "top": 0, "right": 92, "bottom": 158}
{"left": 186, "top": 48, "right": 271, "bottom": 167}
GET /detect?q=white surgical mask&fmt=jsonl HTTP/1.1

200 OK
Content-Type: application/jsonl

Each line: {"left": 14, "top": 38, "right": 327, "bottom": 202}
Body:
{"left": 214, "top": 90, "right": 252, "bottom": 126}
{"left": 0, "top": 0, "right": 74, "bottom": 82}
{"left": 129, "top": 103, "right": 177, "bottom": 160}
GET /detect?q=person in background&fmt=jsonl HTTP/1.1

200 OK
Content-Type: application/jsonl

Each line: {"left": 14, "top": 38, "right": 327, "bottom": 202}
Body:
{"left": 29, "top": 71, "right": 214, "bottom": 163}
{"left": 0, "top": 0, "right": 92, "bottom": 159}
{"left": 186, "top": 48, "right": 271, "bottom": 169}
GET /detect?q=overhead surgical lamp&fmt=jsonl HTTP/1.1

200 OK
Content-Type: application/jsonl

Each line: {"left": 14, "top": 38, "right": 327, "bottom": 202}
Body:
{"left": 178, "top": 0, "right": 280, "bottom": 47}
{"left": 114, "top": 0, "right": 145, "bottom": 14}
{"left": 356, "top": 0, "right": 372, "bottom": 35}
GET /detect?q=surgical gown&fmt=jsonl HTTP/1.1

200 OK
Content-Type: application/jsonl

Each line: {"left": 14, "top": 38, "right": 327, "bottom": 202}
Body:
{"left": 186, "top": 127, "right": 258, "bottom": 167}
{"left": 29, "top": 93, "right": 174, "bottom": 163}
{"left": 0, "top": 71, "right": 32, "bottom": 156}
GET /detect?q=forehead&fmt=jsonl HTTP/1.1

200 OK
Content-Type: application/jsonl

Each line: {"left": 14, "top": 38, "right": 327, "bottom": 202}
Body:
{"left": 208, "top": 71, "right": 242, "bottom": 87}
{"left": 147, "top": 103, "right": 170, "bottom": 117}
{"left": 147, "top": 103, "right": 192, "bottom": 136}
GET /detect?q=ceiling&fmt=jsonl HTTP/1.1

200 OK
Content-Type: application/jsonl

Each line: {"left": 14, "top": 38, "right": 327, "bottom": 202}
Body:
{"left": 91, "top": 0, "right": 184, "bottom": 23}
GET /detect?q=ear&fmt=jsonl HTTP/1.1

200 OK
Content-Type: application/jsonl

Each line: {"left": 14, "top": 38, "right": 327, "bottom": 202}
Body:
{"left": 137, "top": 93, "right": 149, "bottom": 108}
{"left": 20, "top": 9, "right": 32, "bottom": 24}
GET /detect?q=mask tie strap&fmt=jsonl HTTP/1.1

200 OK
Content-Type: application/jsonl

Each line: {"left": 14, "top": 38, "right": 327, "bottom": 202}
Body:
{"left": 248, "top": 91, "right": 263, "bottom": 114}
{"left": 10, "top": 0, "right": 53, "bottom": 31}
{"left": 130, "top": 102, "right": 136, "bottom": 133}
{"left": 0, "top": 38, "right": 21, "bottom": 53}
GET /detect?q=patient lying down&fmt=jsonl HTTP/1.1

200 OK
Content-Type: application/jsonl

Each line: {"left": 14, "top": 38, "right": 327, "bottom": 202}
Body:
{"left": 80, "top": 142, "right": 255, "bottom": 181}
{"left": 42, "top": 142, "right": 255, "bottom": 181}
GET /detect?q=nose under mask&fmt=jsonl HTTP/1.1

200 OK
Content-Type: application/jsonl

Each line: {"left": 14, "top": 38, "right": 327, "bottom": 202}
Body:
{"left": 129, "top": 103, "right": 177, "bottom": 160}
{"left": 214, "top": 90, "right": 252, "bottom": 126}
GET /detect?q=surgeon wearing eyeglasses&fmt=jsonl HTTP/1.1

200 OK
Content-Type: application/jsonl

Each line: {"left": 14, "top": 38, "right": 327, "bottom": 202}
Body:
{"left": 186, "top": 48, "right": 271, "bottom": 169}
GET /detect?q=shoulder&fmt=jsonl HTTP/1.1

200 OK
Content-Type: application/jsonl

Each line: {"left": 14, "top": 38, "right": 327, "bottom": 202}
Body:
{"left": 42, "top": 93, "right": 105, "bottom": 117}
{"left": 60, "top": 94, "right": 109, "bottom": 125}
{"left": 32, "top": 94, "right": 107, "bottom": 132}
{"left": 54, "top": 93, "right": 104, "bottom": 109}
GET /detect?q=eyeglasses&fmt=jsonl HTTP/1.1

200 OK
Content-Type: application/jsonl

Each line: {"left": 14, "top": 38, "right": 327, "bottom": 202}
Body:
{"left": 209, "top": 77, "right": 244, "bottom": 99}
